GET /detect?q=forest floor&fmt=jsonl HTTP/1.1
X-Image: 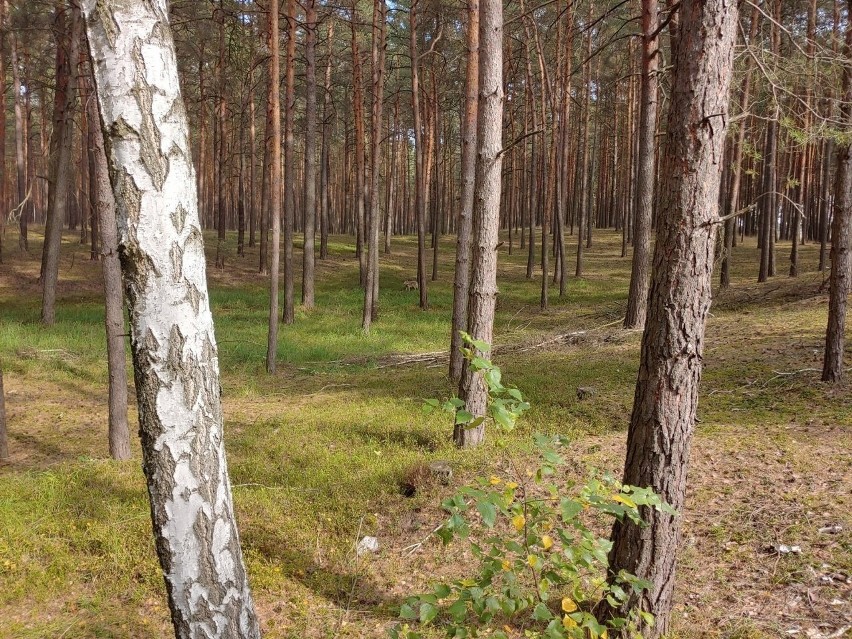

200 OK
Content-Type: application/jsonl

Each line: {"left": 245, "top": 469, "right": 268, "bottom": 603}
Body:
{"left": 0, "top": 228, "right": 850, "bottom": 639}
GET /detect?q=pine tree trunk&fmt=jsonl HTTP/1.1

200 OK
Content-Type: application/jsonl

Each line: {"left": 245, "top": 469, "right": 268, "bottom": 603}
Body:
{"left": 623, "top": 0, "right": 658, "bottom": 328}
{"left": 82, "top": 34, "right": 131, "bottom": 460}
{"left": 0, "top": 368, "right": 7, "bottom": 461}
{"left": 11, "top": 32, "right": 26, "bottom": 252}
{"left": 602, "top": 0, "right": 738, "bottom": 634}
{"left": 42, "top": 4, "right": 82, "bottom": 326}
{"left": 822, "top": 0, "right": 852, "bottom": 383}
{"left": 351, "top": 3, "right": 368, "bottom": 289}
{"left": 721, "top": 8, "right": 758, "bottom": 288}
{"left": 362, "top": 0, "right": 387, "bottom": 330}
{"left": 267, "top": 0, "right": 283, "bottom": 373}
{"left": 0, "top": 0, "right": 5, "bottom": 264}
{"left": 302, "top": 0, "right": 318, "bottom": 309}
{"left": 449, "top": 0, "right": 479, "bottom": 383}
{"left": 818, "top": 140, "right": 833, "bottom": 272}
{"left": 319, "top": 20, "right": 334, "bottom": 261}
{"left": 411, "top": 0, "right": 428, "bottom": 308}
{"left": 214, "top": 1, "right": 227, "bottom": 268}
{"left": 83, "top": 1, "right": 261, "bottom": 635}
{"left": 456, "top": 0, "right": 502, "bottom": 449}
{"left": 282, "top": 0, "right": 296, "bottom": 324}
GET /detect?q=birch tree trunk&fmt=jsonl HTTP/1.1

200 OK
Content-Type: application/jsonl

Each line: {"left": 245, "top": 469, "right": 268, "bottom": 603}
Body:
{"left": 83, "top": 2, "right": 261, "bottom": 636}
{"left": 602, "top": 0, "right": 737, "bottom": 634}
{"left": 456, "top": 0, "right": 502, "bottom": 448}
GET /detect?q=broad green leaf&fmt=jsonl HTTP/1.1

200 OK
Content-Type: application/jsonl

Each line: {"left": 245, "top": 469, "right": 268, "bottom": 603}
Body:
{"left": 477, "top": 501, "right": 498, "bottom": 528}
{"left": 533, "top": 602, "right": 553, "bottom": 621}
{"left": 419, "top": 602, "right": 438, "bottom": 625}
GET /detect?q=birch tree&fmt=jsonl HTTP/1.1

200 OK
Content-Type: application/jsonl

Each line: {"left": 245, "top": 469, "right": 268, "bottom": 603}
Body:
{"left": 83, "top": 2, "right": 261, "bottom": 636}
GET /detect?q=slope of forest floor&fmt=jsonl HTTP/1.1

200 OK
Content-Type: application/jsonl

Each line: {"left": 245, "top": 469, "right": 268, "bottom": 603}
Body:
{"left": 0, "top": 229, "right": 849, "bottom": 639}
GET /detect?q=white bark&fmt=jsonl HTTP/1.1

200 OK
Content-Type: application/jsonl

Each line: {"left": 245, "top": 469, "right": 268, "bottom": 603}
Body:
{"left": 82, "top": 2, "right": 260, "bottom": 637}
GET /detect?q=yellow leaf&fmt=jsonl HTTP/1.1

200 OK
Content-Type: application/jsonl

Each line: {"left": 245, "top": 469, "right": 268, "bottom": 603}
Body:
{"left": 541, "top": 535, "right": 554, "bottom": 551}
{"left": 612, "top": 494, "right": 637, "bottom": 508}
{"left": 526, "top": 555, "right": 539, "bottom": 568}
{"left": 561, "top": 597, "right": 578, "bottom": 613}
{"left": 489, "top": 475, "right": 502, "bottom": 485}
{"left": 562, "top": 614, "right": 578, "bottom": 628}
{"left": 512, "top": 514, "right": 526, "bottom": 531}
{"left": 601, "top": 631, "right": 609, "bottom": 639}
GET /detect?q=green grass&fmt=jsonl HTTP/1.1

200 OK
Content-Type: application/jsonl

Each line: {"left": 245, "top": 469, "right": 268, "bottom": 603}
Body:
{"left": 0, "top": 227, "right": 849, "bottom": 638}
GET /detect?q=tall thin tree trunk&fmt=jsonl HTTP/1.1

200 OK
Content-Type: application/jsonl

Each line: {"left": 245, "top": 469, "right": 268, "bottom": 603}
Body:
{"left": 84, "top": 1, "right": 261, "bottom": 635}
{"left": 0, "top": 367, "right": 6, "bottom": 461}
{"left": 602, "top": 0, "right": 737, "bottom": 635}
{"left": 319, "top": 20, "right": 334, "bottom": 261}
{"left": 450, "top": 0, "right": 479, "bottom": 383}
{"left": 822, "top": 1, "right": 852, "bottom": 383}
{"left": 302, "top": 0, "right": 318, "bottom": 309}
{"left": 83, "top": 35, "right": 131, "bottom": 460}
{"left": 456, "top": 0, "right": 502, "bottom": 449}
{"left": 411, "top": 0, "right": 428, "bottom": 308}
{"left": 721, "top": 7, "right": 758, "bottom": 288}
{"left": 623, "top": 0, "right": 658, "bottom": 328}
{"left": 819, "top": 140, "right": 833, "bottom": 272}
{"left": 248, "top": 77, "right": 257, "bottom": 248}
{"left": 362, "top": 0, "right": 387, "bottom": 330}
{"left": 282, "top": 0, "right": 296, "bottom": 324}
{"left": 214, "top": 0, "right": 227, "bottom": 268}
{"left": 0, "top": 0, "right": 5, "bottom": 264}
{"left": 11, "top": 32, "right": 26, "bottom": 252}
{"left": 351, "top": 3, "right": 367, "bottom": 288}
{"left": 575, "top": 20, "right": 592, "bottom": 278}
{"left": 42, "top": 5, "right": 82, "bottom": 326}
{"left": 267, "top": 0, "right": 283, "bottom": 372}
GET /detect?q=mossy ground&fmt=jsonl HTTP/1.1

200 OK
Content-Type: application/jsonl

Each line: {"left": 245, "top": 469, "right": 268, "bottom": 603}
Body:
{"left": 0, "top": 228, "right": 849, "bottom": 638}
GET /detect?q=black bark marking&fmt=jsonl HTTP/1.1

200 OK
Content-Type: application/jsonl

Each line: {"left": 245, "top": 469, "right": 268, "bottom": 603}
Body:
{"left": 93, "top": 1, "right": 121, "bottom": 48}
{"left": 185, "top": 283, "right": 202, "bottom": 315}
{"left": 171, "top": 204, "right": 187, "bottom": 234}
{"left": 130, "top": 40, "right": 166, "bottom": 190}
{"left": 170, "top": 242, "right": 184, "bottom": 281}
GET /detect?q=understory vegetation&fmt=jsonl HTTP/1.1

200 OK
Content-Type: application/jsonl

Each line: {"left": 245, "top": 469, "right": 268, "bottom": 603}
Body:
{"left": 0, "top": 229, "right": 849, "bottom": 638}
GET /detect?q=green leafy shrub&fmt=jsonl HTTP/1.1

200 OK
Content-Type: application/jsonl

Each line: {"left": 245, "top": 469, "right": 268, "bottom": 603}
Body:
{"left": 394, "top": 340, "right": 674, "bottom": 639}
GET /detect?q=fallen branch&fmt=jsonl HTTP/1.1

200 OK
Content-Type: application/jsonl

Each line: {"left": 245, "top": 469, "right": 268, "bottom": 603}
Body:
{"left": 402, "top": 523, "right": 443, "bottom": 557}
